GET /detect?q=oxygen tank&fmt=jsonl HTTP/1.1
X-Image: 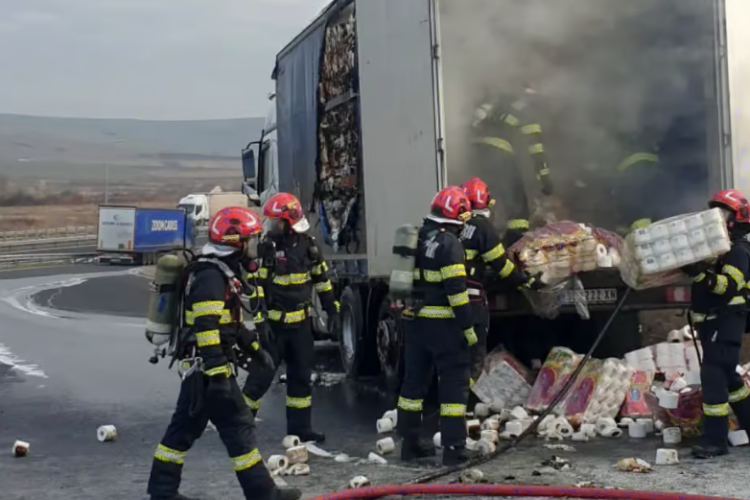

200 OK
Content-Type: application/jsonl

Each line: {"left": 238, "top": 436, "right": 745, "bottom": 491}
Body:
{"left": 389, "top": 224, "right": 419, "bottom": 300}
{"left": 145, "top": 253, "right": 186, "bottom": 347}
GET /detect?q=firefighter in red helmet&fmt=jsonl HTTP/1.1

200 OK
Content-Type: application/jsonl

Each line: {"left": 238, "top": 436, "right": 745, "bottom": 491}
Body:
{"left": 681, "top": 189, "right": 750, "bottom": 459}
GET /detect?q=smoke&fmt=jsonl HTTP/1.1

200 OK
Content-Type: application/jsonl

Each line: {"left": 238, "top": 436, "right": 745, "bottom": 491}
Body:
{"left": 439, "top": 0, "right": 714, "bottom": 227}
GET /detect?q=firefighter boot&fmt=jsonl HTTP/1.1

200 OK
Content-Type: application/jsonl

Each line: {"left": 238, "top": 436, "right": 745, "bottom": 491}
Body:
{"left": 297, "top": 429, "right": 326, "bottom": 443}
{"left": 401, "top": 437, "right": 436, "bottom": 461}
{"left": 443, "top": 445, "right": 478, "bottom": 466}
{"left": 692, "top": 415, "right": 729, "bottom": 459}
{"left": 151, "top": 494, "right": 200, "bottom": 500}
{"left": 274, "top": 487, "right": 302, "bottom": 500}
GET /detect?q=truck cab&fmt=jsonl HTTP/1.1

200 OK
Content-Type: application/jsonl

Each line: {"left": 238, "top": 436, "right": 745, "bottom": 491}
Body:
{"left": 177, "top": 193, "right": 209, "bottom": 227}
{"left": 242, "top": 93, "right": 279, "bottom": 208}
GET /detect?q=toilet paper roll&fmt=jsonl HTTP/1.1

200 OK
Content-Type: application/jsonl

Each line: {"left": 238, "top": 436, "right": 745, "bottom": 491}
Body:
{"left": 684, "top": 371, "right": 700, "bottom": 386}
{"left": 288, "top": 463, "right": 310, "bottom": 476}
{"left": 655, "top": 448, "right": 679, "bottom": 465}
{"left": 481, "top": 429, "right": 499, "bottom": 444}
{"left": 376, "top": 417, "right": 394, "bottom": 434}
{"left": 433, "top": 432, "right": 442, "bottom": 448}
{"left": 662, "top": 427, "right": 682, "bottom": 444}
{"left": 499, "top": 430, "right": 519, "bottom": 440}
{"left": 728, "top": 430, "right": 749, "bottom": 447}
{"left": 655, "top": 420, "right": 666, "bottom": 431}
{"left": 459, "top": 469, "right": 485, "bottom": 484}
{"left": 383, "top": 410, "right": 398, "bottom": 425}
{"left": 649, "top": 224, "right": 669, "bottom": 240}
{"left": 687, "top": 228, "right": 706, "bottom": 245}
{"left": 482, "top": 419, "right": 500, "bottom": 431}
{"left": 702, "top": 208, "right": 724, "bottom": 224}
{"left": 636, "top": 418, "right": 654, "bottom": 434}
{"left": 489, "top": 402, "right": 505, "bottom": 414}
{"left": 633, "top": 228, "right": 651, "bottom": 245}
{"left": 667, "top": 219, "right": 687, "bottom": 235}
{"left": 666, "top": 330, "right": 682, "bottom": 343}
{"left": 349, "top": 476, "right": 371, "bottom": 489}
{"left": 653, "top": 238, "right": 673, "bottom": 254}
{"left": 670, "top": 234, "right": 689, "bottom": 251}
{"left": 466, "top": 438, "right": 479, "bottom": 451}
{"left": 268, "top": 455, "right": 289, "bottom": 471}
{"left": 509, "top": 406, "right": 528, "bottom": 420}
{"left": 685, "top": 215, "right": 702, "bottom": 230}
{"left": 618, "top": 418, "right": 634, "bottom": 428}
{"left": 600, "top": 427, "right": 623, "bottom": 438}
{"left": 596, "top": 244, "right": 613, "bottom": 268}
{"left": 610, "top": 248, "right": 621, "bottom": 267}
{"left": 675, "top": 249, "right": 696, "bottom": 266}
{"left": 641, "top": 257, "right": 660, "bottom": 274}
{"left": 376, "top": 437, "right": 395, "bottom": 455}
{"left": 466, "top": 419, "right": 481, "bottom": 433}
{"left": 571, "top": 431, "right": 589, "bottom": 442}
{"left": 474, "top": 403, "right": 490, "bottom": 418}
{"left": 670, "top": 378, "right": 688, "bottom": 392}
{"left": 658, "top": 252, "right": 677, "bottom": 270}
{"left": 581, "top": 423, "right": 597, "bottom": 439}
{"left": 710, "top": 238, "right": 731, "bottom": 255}
{"left": 693, "top": 242, "right": 712, "bottom": 260}
{"left": 595, "top": 417, "right": 617, "bottom": 434}
{"left": 658, "top": 391, "right": 679, "bottom": 409}
{"left": 282, "top": 435, "right": 301, "bottom": 449}
{"left": 286, "top": 445, "right": 308, "bottom": 465}
{"left": 505, "top": 420, "right": 524, "bottom": 435}
{"left": 12, "top": 440, "right": 29, "bottom": 457}
{"left": 368, "top": 452, "right": 388, "bottom": 464}
{"left": 477, "top": 439, "right": 496, "bottom": 455}
{"left": 635, "top": 244, "right": 654, "bottom": 259}
{"left": 553, "top": 418, "right": 574, "bottom": 437}
{"left": 97, "top": 425, "right": 118, "bottom": 443}
{"left": 537, "top": 414, "right": 557, "bottom": 433}
{"left": 628, "top": 422, "right": 647, "bottom": 439}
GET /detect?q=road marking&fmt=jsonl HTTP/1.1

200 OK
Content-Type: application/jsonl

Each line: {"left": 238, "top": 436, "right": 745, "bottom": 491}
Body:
{"left": 0, "top": 342, "right": 48, "bottom": 378}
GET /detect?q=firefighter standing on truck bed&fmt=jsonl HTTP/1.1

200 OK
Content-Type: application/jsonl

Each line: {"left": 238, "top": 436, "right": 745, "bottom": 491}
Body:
{"left": 147, "top": 206, "right": 300, "bottom": 500}
{"left": 470, "top": 84, "right": 553, "bottom": 248}
{"left": 242, "top": 192, "right": 338, "bottom": 443}
{"left": 459, "top": 177, "right": 543, "bottom": 388}
{"left": 398, "top": 186, "right": 477, "bottom": 466}
{"left": 681, "top": 189, "right": 750, "bottom": 459}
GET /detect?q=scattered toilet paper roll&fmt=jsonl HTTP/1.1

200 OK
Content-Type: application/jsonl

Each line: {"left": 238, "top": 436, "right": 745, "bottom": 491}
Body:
{"left": 553, "top": 418, "right": 574, "bottom": 438}
{"left": 466, "top": 438, "right": 479, "bottom": 451}
{"left": 475, "top": 403, "right": 490, "bottom": 418}
{"left": 500, "top": 431, "right": 519, "bottom": 440}
{"left": 466, "top": 419, "right": 481, "bottom": 433}
{"left": 459, "top": 469, "right": 484, "bottom": 484}
{"left": 288, "top": 463, "right": 310, "bottom": 476}
{"left": 510, "top": 406, "right": 528, "bottom": 420}
{"left": 368, "top": 452, "right": 388, "bottom": 464}
{"left": 537, "top": 415, "right": 557, "bottom": 433}
{"left": 655, "top": 448, "right": 679, "bottom": 465}
{"left": 282, "top": 435, "right": 301, "bottom": 449}
{"left": 636, "top": 418, "right": 654, "bottom": 434}
{"left": 383, "top": 410, "right": 398, "bottom": 425}
{"left": 349, "top": 476, "right": 371, "bottom": 489}
{"left": 618, "top": 418, "right": 634, "bottom": 428}
{"left": 580, "top": 423, "right": 597, "bottom": 439}
{"left": 662, "top": 427, "right": 682, "bottom": 445}
{"left": 655, "top": 420, "right": 666, "bottom": 431}
{"left": 286, "top": 445, "right": 308, "bottom": 465}
{"left": 505, "top": 420, "right": 524, "bottom": 435}
{"left": 658, "top": 391, "right": 679, "bottom": 409}
{"left": 12, "top": 440, "right": 29, "bottom": 457}
{"left": 489, "top": 402, "right": 505, "bottom": 414}
{"left": 666, "top": 330, "right": 682, "bottom": 343}
{"left": 728, "top": 430, "right": 749, "bottom": 447}
{"left": 628, "top": 422, "right": 647, "bottom": 439}
{"left": 600, "top": 427, "right": 623, "bottom": 438}
{"left": 669, "top": 378, "right": 688, "bottom": 392}
{"left": 477, "top": 439, "right": 496, "bottom": 455}
{"left": 481, "top": 429, "right": 499, "bottom": 444}
{"left": 376, "top": 418, "right": 394, "bottom": 434}
{"left": 571, "top": 431, "right": 589, "bottom": 442}
{"left": 685, "top": 371, "right": 701, "bottom": 386}
{"left": 97, "top": 425, "right": 118, "bottom": 443}
{"left": 482, "top": 419, "right": 500, "bottom": 431}
{"left": 268, "top": 455, "right": 289, "bottom": 471}
{"left": 335, "top": 454, "right": 352, "bottom": 463}
{"left": 596, "top": 244, "right": 613, "bottom": 268}
{"left": 595, "top": 417, "right": 617, "bottom": 434}
{"left": 376, "top": 437, "right": 395, "bottom": 455}
{"left": 433, "top": 432, "right": 442, "bottom": 448}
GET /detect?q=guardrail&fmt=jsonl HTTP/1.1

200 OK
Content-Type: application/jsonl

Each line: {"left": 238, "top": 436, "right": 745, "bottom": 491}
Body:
{"left": 0, "top": 226, "right": 96, "bottom": 241}
{"left": 0, "top": 252, "right": 97, "bottom": 269}
{"left": 0, "top": 234, "right": 97, "bottom": 253}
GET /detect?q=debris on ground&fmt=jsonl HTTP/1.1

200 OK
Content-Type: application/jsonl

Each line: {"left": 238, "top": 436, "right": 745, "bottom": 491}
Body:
{"left": 12, "top": 440, "right": 29, "bottom": 457}
{"left": 305, "top": 442, "right": 334, "bottom": 458}
{"left": 616, "top": 457, "right": 653, "bottom": 473}
{"left": 458, "top": 468, "right": 485, "bottom": 484}
{"left": 540, "top": 455, "right": 571, "bottom": 471}
{"left": 286, "top": 445, "right": 308, "bottom": 465}
{"left": 96, "top": 424, "right": 118, "bottom": 442}
{"left": 543, "top": 444, "right": 576, "bottom": 452}
{"left": 348, "top": 476, "right": 371, "bottom": 489}
{"left": 368, "top": 452, "right": 388, "bottom": 464}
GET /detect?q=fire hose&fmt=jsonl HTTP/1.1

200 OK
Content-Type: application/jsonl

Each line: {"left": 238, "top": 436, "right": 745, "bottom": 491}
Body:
{"left": 307, "top": 483, "right": 744, "bottom": 500}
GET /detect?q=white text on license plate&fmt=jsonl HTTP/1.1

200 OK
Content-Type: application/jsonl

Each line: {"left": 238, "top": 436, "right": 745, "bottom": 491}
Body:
{"left": 558, "top": 288, "right": 617, "bottom": 305}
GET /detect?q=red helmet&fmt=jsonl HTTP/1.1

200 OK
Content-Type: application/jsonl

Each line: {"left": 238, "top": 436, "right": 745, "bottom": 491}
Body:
{"left": 461, "top": 177, "right": 495, "bottom": 210}
{"left": 709, "top": 189, "right": 750, "bottom": 224}
{"left": 263, "top": 192, "right": 310, "bottom": 233}
{"left": 208, "top": 206, "right": 262, "bottom": 248}
{"left": 428, "top": 186, "right": 472, "bottom": 225}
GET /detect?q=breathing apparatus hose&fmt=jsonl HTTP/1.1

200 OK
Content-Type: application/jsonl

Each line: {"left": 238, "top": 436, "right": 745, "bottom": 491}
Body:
{"left": 307, "top": 483, "right": 743, "bottom": 500}
{"left": 404, "top": 287, "right": 632, "bottom": 486}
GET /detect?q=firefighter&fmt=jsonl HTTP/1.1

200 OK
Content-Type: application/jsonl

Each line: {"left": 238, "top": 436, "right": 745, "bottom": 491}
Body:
{"left": 147, "top": 206, "right": 300, "bottom": 500}
{"left": 681, "top": 189, "right": 750, "bottom": 459}
{"left": 470, "top": 84, "right": 553, "bottom": 248}
{"left": 398, "top": 185, "right": 476, "bottom": 466}
{"left": 242, "top": 192, "right": 337, "bottom": 443}
{"left": 459, "top": 177, "right": 543, "bottom": 387}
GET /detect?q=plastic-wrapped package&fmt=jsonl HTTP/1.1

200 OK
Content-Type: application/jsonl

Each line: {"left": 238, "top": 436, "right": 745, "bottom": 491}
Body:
{"left": 664, "top": 386, "right": 703, "bottom": 438}
{"left": 522, "top": 276, "right": 590, "bottom": 320}
{"left": 560, "top": 358, "right": 632, "bottom": 426}
{"left": 471, "top": 347, "right": 534, "bottom": 408}
{"left": 620, "top": 370, "right": 655, "bottom": 418}
{"left": 527, "top": 347, "right": 583, "bottom": 412}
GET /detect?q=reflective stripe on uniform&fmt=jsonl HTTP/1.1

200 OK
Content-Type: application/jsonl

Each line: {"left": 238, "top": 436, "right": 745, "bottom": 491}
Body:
{"left": 185, "top": 310, "right": 238, "bottom": 325}
{"left": 244, "top": 395, "right": 261, "bottom": 409}
{"left": 528, "top": 143, "right": 544, "bottom": 155}
{"left": 693, "top": 273, "right": 706, "bottom": 283}
{"left": 254, "top": 312, "right": 265, "bottom": 324}
{"left": 521, "top": 123, "right": 542, "bottom": 135}
{"left": 617, "top": 152, "right": 659, "bottom": 172}
{"left": 474, "top": 137, "right": 514, "bottom": 154}
{"left": 286, "top": 395, "right": 312, "bottom": 409}
{"left": 499, "top": 260, "right": 515, "bottom": 279}
{"left": 469, "top": 378, "right": 475, "bottom": 388}
{"left": 248, "top": 286, "right": 265, "bottom": 299}
{"left": 416, "top": 306, "right": 455, "bottom": 319}
{"left": 447, "top": 290, "right": 470, "bottom": 307}
{"left": 702, "top": 402, "right": 730, "bottom": 417}
{"left": 508, "top": 219, "right": 529, "bottom": 230}
{"left": 440, "top": 403, "right": 467, "bottom": 417}
{"left": 154, "top": 444, "right": 187, "bottom": 465}
{"left": 273, "top": 273, "right": 311, "bottom": 285}
{"left": 204, "top": 364, "right": 232, "bottom": 377}
{"left": 722, "top": 265, "right": 746, "bottom": 289}
{"left": 398, "top": 396, "right": 423, "bottom": 412}
{"left": 441, "top": 264, "right": 466, "bottom": 280}
{"left": 713, "top": 275, "right": 729, "bottom": 295}
{"left": 503, "top": 114, "right": 520, "bottom": 127}
{"left": 729, "top": 385, "right": 750, "bottom": 403}
{"left": 482, "top": 243, "right": 506, "bottom": 263}
{"left": 311, "top": 262, "right": 329, "bottom": 276}
{"left": 465, "top": 249, "right": 479, "bottom": 260}
{"left": 729, "top": 296, "right": 747, "bottom": 306}
{"left": 630, "top": 219, "right": 652, "bottom": 231}
{"left": 314, "top": 280, "right": 333, "bottom": 293}
{"left": 267, "top": 308, "right": 309, "bottom": 323}
{"left": 195, "top": 329, "right": 220, "bottom": 348}
{"left": 333, "top": 300, "right": 341, "bottom": 313}
{"left": 231, "top": 449, "right": 262, "bottom": 471}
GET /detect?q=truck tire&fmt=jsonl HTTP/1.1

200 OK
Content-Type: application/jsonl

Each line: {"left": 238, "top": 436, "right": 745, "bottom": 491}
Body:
{"left": 339, "top": 286, "right": 366, "bottom": 379}
{"left": 376, "top": 299, "right": 404, "bottom": 394}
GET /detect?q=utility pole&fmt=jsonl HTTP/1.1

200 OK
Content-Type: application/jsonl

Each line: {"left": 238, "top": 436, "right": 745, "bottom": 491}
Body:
{"left": 104, "top": 139, "right": 128, "bottom": 204}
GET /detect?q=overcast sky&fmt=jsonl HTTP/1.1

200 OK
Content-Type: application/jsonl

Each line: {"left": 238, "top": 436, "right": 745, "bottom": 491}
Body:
{"left": 0, "top": 0, "right": 330, "bottom": 120}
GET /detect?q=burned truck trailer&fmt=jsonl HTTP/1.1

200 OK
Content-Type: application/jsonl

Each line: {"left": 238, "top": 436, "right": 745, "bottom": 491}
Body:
{"left": 269, "top": 0, "right": 748, "bottom": 389}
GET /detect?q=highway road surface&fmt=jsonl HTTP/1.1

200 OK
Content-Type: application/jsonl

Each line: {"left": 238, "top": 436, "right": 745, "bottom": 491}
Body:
{"left": 1, "top": 265, "right": 749, "bottom": 500}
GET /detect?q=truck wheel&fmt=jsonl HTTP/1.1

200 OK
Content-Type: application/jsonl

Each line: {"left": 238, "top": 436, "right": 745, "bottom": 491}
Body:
{"left": 376, "top": 300, "right": 404, "bottom": 394}
{"left": 339, "top": 286, "right": 365, "bottom": 378}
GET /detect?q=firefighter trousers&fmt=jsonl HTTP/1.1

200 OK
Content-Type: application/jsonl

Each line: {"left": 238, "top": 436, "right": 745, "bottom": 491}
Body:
{"left": 397, "top": 316, "right": 470, "bottom": 449}
{"left": 469, "top": 300, "right": 490, "bottom": 387}
{"left": 242, "top": 318, "right": 315, "bottom": 435}
{"left": 698, "top": 313, "right": 750, "bottom": 448}
{"left": 147, "top": 372, "right": 276, "bottom": 500}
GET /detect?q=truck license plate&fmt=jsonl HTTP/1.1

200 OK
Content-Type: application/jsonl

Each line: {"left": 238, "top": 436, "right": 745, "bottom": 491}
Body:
{"left": 558, "top": 288, "right": 617, "bottom": 305}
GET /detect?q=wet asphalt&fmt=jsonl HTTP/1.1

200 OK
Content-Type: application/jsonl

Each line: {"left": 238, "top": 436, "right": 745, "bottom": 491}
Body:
{"left": 1, "top": 264, "right": 750, "bottom": 500}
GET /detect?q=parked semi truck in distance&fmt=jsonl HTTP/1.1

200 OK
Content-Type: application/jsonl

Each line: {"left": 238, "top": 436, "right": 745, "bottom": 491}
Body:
{"left": 96, "top": 206, "right": 194, "bottom": 265}
{"left": 245, "top": 0, "right": 750, "bottom": 392}
{"left": 178, "top": 189, "right": 251, "bottom": 227}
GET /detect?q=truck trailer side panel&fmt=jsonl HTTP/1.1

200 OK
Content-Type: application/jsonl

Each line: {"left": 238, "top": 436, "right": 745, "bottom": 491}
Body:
{"left": 356, "top": 0, "right": 441, "bottom": 277}
{"left": 133, "top": 209, "right": 192, "bottom": 253}
{"left": 97, "top": 206, "right": 136, "bottom": 252}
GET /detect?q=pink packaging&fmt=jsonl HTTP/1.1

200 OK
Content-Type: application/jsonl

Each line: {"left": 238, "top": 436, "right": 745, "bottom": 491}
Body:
{"left": 561, "top": 359, "right": 603, "bottom": 426}
{"left": 620, "top": 371, "right": 655, "bottom": 418}
{"left": 527, "top": 347, "right": 583, "bottom": 412}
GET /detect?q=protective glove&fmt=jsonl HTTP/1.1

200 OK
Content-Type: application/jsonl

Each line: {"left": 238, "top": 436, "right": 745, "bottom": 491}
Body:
{"left": 327, "top": 311, "right": 341, "bottom": 335}
{"left": 519, "top": 275, "right": 544, "bottom": 291}
{"left": 464, "top": 327, "right": 478, "bottom": 347}
{"left": 682, "top": 261, "right": 711, "bottom": 278}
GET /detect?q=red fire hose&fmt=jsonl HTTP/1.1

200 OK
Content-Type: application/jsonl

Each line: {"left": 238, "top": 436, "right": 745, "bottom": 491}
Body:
{"left": 308, "top": 484, "right": 744, "bottom": 500}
